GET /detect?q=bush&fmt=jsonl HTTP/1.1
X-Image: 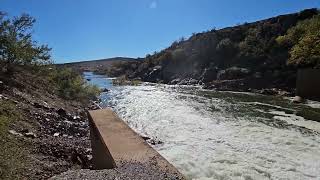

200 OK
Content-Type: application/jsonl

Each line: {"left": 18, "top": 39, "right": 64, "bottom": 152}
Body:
{"left": 48, "top": 67, "right": 100, "bottom": 103}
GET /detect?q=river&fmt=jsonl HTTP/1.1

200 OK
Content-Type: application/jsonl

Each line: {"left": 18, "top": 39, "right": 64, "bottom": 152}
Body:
{"left": 84, "top": 72, "right": 320, "bottom": 180}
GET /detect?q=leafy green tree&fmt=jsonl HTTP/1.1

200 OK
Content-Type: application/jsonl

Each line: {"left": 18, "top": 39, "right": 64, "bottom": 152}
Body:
{"left": 277, "top": 14, "right": 320, "bottom": 67}
{"left": 0, "top": 12, "right": 51, "bottom": 73}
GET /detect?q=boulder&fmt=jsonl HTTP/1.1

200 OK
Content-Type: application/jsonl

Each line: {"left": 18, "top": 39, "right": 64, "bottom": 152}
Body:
{"left": 188, "top": 78, "right": 198, "bottom": 85}
{"left": 153, "top": 65, "right": 162, "bottom": 71}
{"left": 169, "top": 78, "right": 181, "bottom": 85}
{"left": 178, "top": 78, "right": 198, "bottom": 85}
{"left": 201, "top": 67, "right": 218, "bottom": 82}
{"left": 278, "top": 90, "right": 292, "bottom": 97}
{"left": 57, "top": 108, "right": 67, "bottom": 117}
{"left": 217, "top": 70, "right": 226, "bottom": 80}
{"left": 217, "top": 67, "right": 251, "bottom": 80}
{"left": 293, "top": 96, "right": 304, "bottom": 103}
{"left": 259, "top": 88, "right": 279, "bottom": 95}
{"left": 33, "top": 102, "right": 50, "bottom": 110}
{"left": 33, "top": 102, "right": 42, "bottom": 108}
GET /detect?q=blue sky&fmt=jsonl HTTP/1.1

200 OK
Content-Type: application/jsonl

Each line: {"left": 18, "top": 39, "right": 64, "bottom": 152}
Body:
{"left": 2, "top": 0, "right": 320, "bottom": 63}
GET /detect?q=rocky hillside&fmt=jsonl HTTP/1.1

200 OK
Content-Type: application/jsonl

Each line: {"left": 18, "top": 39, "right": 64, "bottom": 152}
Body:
{"left": 0, "top": 66, "right": 101, "bottom": 179}
{"left": 0, "top": 12, "right": 104, "bottom": 179}
{"left": 60, "top": 57, "right": 142, "bottom": 74}
{"left": 109, "top": 8, "right": 319, "bottom": 94}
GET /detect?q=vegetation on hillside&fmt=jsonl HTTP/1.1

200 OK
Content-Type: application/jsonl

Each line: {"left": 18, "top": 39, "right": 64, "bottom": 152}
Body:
{"left": 277, "top": 14, "right": 320, "bottom": 67}
{"left": 0, "top": 12, "right": 100, "bottom": 102}
{"left": 106, "top": 8, "right": 319, "bottom": 92}
{"left": 0, "top": 12, "right": 100, "bottom": 179}
{"left": 47, "top": 67, "right": 100, "bottom": 102}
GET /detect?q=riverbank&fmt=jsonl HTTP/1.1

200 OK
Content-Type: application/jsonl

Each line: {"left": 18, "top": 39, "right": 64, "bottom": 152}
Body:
{"left": 0, "top": 67, "right": 100, "bottom": 179}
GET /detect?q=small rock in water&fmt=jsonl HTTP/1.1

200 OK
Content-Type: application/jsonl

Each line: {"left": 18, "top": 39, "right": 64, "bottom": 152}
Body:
{"left": 148, "top": 139, "right": 164, "bottom": 145}
{"left": 101, "top": 88, "right": 109, "bottom": 92}
{"left": 141, "top": 136, "right": 151, "bottom": 141}
{"left": 150, "top": 139, "right": 156, "bottom": 145}
{"left": 293, "top": 96, "right": 304, "bottom": 103}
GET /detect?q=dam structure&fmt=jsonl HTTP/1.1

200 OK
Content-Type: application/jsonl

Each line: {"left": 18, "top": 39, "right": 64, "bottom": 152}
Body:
{"left": 88, "top": 108, "right": 185, "bottom": 179}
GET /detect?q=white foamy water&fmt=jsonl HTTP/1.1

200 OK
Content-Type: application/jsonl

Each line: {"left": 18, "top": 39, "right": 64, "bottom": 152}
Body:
{"left": 269, "top": 110, "right": 320, "bottom": 133}
{"left": 99, "top": 83, "right": 320, "bottom": 180}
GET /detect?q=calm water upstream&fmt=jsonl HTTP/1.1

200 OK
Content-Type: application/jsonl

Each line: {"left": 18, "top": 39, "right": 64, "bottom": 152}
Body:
{"left": 84, "top": 72, "right": 320, "bottom": 180}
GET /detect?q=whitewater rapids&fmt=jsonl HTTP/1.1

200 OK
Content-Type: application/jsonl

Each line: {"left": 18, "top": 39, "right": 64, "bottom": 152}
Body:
{"left": 85, "top": 73, "right": 320, "bottom": 179}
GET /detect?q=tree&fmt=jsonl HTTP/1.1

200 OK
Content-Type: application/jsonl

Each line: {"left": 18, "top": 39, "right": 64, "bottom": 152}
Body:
{"left": 277, "top": 14, "right": 320, "bottom": 67}
{"left": 0, "top": 12, "right": 51, "bottom": 73}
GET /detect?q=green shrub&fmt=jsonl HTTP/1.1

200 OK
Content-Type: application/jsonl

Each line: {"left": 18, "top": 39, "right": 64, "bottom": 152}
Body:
{"left": 48, "top": 67, "right": 100, "bottom": 103}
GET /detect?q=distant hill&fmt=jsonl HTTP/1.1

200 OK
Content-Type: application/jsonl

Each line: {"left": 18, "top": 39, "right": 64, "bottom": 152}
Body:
{"left": 107, "top": 8, "right": 319, "bottom": 93}
{"left": 58, "top": 57, "right": 142, "bottom": 73}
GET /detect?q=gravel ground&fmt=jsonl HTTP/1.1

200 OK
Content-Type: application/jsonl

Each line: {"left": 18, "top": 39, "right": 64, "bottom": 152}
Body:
{"left": 51, "top": 162, "right": 185, "bottom": 180}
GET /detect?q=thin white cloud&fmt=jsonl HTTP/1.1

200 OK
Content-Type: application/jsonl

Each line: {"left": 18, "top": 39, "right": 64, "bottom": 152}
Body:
{"left": 149, "top": 1, "right": 157, "bottom": 9}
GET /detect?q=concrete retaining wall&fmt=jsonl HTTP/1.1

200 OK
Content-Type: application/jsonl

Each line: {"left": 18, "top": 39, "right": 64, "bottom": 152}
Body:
{"left": 87, "top": 109, "right": 185, "bottom": 179}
